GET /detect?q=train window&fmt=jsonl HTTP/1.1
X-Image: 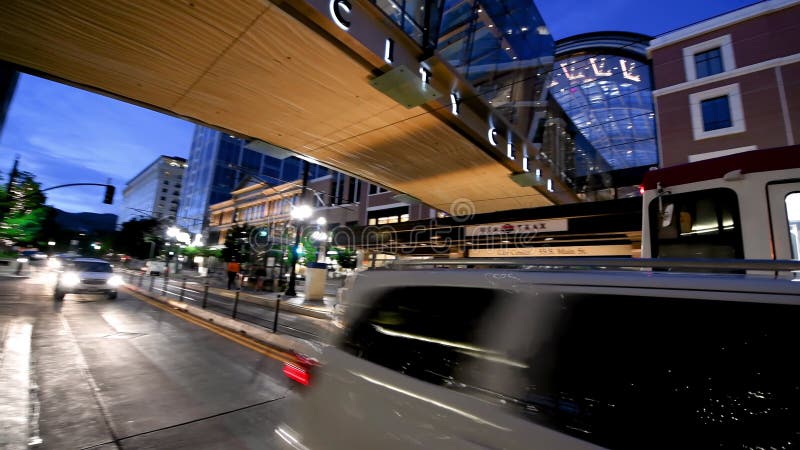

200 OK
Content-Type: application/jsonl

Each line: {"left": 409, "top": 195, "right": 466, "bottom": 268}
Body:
{"left": 649, "top": 188, "right": 743, "bottom": 260}
{"left": 785, "top": 192, "right": 800, "bottom": 259}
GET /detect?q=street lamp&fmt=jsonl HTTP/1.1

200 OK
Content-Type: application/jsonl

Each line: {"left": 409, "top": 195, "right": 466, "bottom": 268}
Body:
{"left": 284, "top": 203, "right": 313, "bottom": 297}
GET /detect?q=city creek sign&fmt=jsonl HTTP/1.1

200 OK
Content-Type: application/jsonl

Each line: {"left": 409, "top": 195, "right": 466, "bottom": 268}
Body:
{"left": 317, "top": 0, "right": 546, "bottom": 186}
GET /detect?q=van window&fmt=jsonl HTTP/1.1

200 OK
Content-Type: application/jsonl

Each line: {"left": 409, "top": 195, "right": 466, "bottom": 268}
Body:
{"left": 785, "top": 192, "right": 800, "bottom": 259}
{"left": 648, "top": 187, "right": 743, "bottom": 260}
{"left": 341, "top": 286, "right": 514, "bottom": 388}
{"left": 509, "top": 293, "right": 800, "bottom": 449}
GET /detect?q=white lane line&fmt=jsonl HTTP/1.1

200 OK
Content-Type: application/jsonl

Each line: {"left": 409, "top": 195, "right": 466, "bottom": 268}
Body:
{"left": 0, "top": 320, "right": 33, "bottom": 450}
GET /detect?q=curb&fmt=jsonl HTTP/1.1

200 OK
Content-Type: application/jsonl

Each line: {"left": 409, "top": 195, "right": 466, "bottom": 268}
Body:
{"left": 123, "top": 284, "right": 324, "bottom": 357}
{"left": 206, "top": 287, "right": 334, "bottom": 321}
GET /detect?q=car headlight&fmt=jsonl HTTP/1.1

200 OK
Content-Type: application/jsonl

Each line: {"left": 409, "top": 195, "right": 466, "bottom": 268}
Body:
{"left": 61, "top": 272, "right": 81, "bottom": 287}
{"left": 16, "top": 257, "right": 29, "bottom": 263}
{"left": 107, "top": 275, "right": 123, "bottom": 287}
{"left": 47, "top": 259, "right": 62, "bottom": 269}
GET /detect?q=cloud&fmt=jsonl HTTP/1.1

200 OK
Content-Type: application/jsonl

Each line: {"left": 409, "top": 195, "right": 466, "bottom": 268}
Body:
{"left": 0, "top": 74, "right": 194, "bottom": 215}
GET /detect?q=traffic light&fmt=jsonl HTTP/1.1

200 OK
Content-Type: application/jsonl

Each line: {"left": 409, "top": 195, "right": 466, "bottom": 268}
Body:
{"left": 103, "top": 185, "right": 115, "bottom": 204}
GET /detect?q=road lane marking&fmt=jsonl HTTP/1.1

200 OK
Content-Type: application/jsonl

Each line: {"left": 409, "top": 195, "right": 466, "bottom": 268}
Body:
{"left": 0, "top": 320, "right": 32, "bottom": 450}
{"left": 126, "top": 289, "right": 298, "bottom": 365}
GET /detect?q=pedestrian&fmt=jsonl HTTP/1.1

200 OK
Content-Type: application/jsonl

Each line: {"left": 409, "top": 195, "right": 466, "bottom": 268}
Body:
{"left": 255, "top": 265, "right": 267, "bottom": 291}
{"left": 226, "top": 258, "right": 241, "bottom": 290}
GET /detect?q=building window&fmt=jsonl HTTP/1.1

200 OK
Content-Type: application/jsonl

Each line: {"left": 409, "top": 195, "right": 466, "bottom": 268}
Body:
{"left": 162, "top": 188, "right": 167, "bottom": 193}
{"left": 700, "top": 96, "right": 732, "bottom": 131}
{"left": 694, "top": 48, "right": 723, "bottom": 79}
{"left": 163, "top": 180, "right": 169, "bottom": 185}
{"left": 369, "top": 184, "right": 389, "bottom": 195}
{"left": 689, "top": 83, "right": 745, "bottom": 140}
{"left": 682, "top": 35, "right": 735, "bottom": 82}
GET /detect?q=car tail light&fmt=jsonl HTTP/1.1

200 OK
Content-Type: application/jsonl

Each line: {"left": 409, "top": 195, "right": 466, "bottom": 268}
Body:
{"left": 283, "top": 353, "right": 319, "bottom": 386}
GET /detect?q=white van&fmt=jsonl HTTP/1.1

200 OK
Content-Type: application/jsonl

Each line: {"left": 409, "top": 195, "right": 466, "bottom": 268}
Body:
{"left": 277, "top": 259, "right": 800, "bottom": 449}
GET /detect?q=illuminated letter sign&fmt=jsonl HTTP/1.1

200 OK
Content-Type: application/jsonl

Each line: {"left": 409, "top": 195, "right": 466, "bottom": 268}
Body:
{"left": 589, "top": 57, "right": 611, "bottom": 77}
{"left": 450, "top": 92, "right": 461, "bottom": 116}
{"left": 507, "top": 142, "right": 515, "bottom": 160}
{"left": 330, "top": 0, "right": 352, "bottom": 31}
{"left": 384, "top": 38, "right": 394, "bottom": 63}
{"left": 419, "top": 67, "right": 431, "bottom": 85}
{"left": 560, "top": 62, "right": 584, "bottom": 81}
{"left": 619, "top": 59, "right": 641, "bottom": 82}
{"left": 488, "top": 128, "right": 498, "bottom": 146}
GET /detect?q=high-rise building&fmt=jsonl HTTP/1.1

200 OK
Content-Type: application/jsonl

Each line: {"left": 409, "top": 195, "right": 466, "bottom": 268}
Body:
{"left": 177, "top": 126, "right": 328, "bottom": 236}
{"left": 119, "top": 155, "right": 187, "bottom": 225}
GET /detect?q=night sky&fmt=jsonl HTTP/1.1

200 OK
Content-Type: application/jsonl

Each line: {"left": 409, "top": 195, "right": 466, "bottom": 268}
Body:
{"left": 0, "top": 0, "right": 759, "bottom": 216}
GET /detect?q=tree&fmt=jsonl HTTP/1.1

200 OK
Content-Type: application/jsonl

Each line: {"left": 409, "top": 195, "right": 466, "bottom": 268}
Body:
{"left": 222, "top": 223, "right": 253, "bottom": 263}
{"left": 114, "top": 218, "right": 163, "bottom": 259}
{"left": 0, "top": 171, "right": 48, "bottom": 245}
{"left": 333, "top": 247, "right": 357, "bottom": 269}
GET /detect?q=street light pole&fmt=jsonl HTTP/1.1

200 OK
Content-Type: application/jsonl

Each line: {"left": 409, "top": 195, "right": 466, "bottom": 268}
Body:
{"left": 284, "top": 220, "right": 303, "bottom": 297}
{"left": 284, "top": 160, "right": 311, "bottom": 297}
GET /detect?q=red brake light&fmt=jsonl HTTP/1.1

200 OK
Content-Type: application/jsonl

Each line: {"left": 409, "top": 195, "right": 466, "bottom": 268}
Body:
{"left": 283, "top": 363, "right": 311, "bottom": 385}
{"left": 638, "top": 184, "right": 645, "bottom": 195}
{"left": 282, "top": 353, "right": 319, "bottom": 386}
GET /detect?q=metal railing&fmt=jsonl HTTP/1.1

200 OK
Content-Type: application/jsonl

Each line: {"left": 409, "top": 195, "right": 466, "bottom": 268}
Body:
{"left": 123, "top": 271, "right": 326, "bottom": 341}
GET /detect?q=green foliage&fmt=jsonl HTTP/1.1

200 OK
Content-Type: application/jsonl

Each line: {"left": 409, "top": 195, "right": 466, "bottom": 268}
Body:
{"left": 201, "top": 247, "right": 223, "bottom": 258}
{"left": 0, "top": 171, "right": 48, "bottom": 245}
{"left": 223, "top": 223, "right": 253, "bottom": 262}
{"left": 333, "top": 247, "right": 358, "bottom": 269}
{"left": 115, "top": 218, "right": 163, "bottom": 259}
{"left": 299, "top": 235, "right": 318, "bottom": 265}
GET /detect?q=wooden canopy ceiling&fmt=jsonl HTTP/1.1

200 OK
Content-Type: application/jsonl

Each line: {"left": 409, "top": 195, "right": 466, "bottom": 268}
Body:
{"left": 0, "top": 0, "right": 573, "bottom": 213}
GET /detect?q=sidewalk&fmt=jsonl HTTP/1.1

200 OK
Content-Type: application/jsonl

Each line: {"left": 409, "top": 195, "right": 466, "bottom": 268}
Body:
{"left": 129, "top": 268, "right": 341, "bottom": 320}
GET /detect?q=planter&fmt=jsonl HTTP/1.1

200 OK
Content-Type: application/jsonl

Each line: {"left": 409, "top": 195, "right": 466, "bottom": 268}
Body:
{"left": 304, "top": 262, "right": 327, "bottom": 300}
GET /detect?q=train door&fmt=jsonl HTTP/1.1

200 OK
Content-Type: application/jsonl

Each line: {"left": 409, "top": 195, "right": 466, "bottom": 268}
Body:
{"left": 767, "top": 181, "right": 800, "bottom": 260}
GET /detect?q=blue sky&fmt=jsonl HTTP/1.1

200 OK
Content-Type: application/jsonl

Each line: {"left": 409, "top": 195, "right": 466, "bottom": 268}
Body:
{"left": 0, "top": 0, "right": 758, "bottom": 216}
{"left": 0, "top": 75, "right": 195, "bottom": 215}
{"left": 536, "top": 0, "right": 758, "bottom": 40}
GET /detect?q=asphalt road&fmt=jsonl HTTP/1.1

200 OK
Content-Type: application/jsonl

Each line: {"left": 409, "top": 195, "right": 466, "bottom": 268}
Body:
{"left": 0, "top": 274, "right": 301, "bottom": 450}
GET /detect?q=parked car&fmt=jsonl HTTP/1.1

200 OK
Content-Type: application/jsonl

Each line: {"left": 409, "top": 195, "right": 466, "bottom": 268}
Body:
{"left": 277, "top": 259, "right": 800, "bottom": 450}
{"left": 53, "top": 258, "right": 122, "bottom": 300}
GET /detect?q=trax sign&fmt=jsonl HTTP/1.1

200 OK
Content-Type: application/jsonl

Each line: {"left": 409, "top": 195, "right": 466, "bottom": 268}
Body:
{"left": 465, "top": 219, "right": 568, "bottom": 237}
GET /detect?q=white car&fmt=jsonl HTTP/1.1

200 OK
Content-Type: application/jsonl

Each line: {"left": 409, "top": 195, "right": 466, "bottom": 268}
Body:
{"left": 277, "top": 259, "right": 800, "bottom": 450}
{"left": 141, "top": 259, "right": 167, "bottom": 276}
{"left": 54, "top": 258, "right": 123, "bottom": 300}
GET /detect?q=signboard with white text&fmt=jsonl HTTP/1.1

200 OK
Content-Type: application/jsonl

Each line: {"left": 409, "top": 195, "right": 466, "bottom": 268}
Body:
{"left": 465, "top": 219, "right": 568, "bottom": 237}
{"left": 468, "top": 244, "right": 632, "bottom": 258}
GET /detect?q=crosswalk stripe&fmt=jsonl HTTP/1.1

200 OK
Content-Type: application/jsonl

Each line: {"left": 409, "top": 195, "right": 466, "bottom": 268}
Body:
{"left": 0, "top": 320, "right": 33, "bottom": 450}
